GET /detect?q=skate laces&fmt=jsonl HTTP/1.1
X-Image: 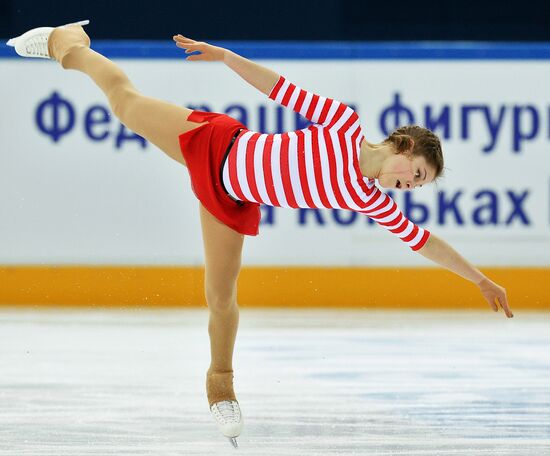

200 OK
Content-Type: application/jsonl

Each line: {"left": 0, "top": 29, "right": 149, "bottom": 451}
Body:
{"left": 24, "top": 34, "right": 49, "bottom": 57}
{"left": 212, "top": 401, "right": 241, "bottom": 423}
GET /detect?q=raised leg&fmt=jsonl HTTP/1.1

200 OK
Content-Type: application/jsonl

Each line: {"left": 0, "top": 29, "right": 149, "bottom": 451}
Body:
{"left": 199, "top": 203, "right": 244, "bottom": 406}
{"left": 50, "top": 25, "right": 206, "bottom": 165}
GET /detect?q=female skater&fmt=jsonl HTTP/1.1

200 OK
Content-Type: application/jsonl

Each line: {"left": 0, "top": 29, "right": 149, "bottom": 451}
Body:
{"left": 8, "top": 22, "right": 513, "bottom": 448}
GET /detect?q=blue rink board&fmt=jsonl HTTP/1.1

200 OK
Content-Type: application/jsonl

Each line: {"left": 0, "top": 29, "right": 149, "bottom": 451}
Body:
{"left": 2, "top": 40, "right": 550, "bottom": 59}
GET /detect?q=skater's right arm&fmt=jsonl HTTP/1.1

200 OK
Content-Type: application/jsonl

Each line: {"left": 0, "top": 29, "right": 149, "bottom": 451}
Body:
{"left": 173, "top": 35, "right": 355, "bottom": 126}
{"left": 417, "top": 233, "right": 513, "bottom": 318}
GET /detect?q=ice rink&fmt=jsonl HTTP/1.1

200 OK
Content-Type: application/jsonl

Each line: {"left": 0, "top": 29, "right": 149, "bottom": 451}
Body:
{"left": 1, "top": 308, "right": 549, "bottom": 455}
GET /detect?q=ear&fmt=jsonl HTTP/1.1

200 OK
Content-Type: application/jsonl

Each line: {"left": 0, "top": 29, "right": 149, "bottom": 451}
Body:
{"left": 400, "top": 138, "right": 415, "bottom": 159}
{"left": 393, "top": 135, "right": 415, "bottom": 155}
{"left": 407, "top": 138, "right": 415, "bottom": 154}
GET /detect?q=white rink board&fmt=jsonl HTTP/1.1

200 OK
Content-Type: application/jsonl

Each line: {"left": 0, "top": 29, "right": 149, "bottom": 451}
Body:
{"left": 1, "top": 59, "right": 549, "bottom": 266}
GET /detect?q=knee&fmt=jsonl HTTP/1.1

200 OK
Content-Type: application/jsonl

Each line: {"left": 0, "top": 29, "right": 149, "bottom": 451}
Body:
{"left": 206, "top": 287, "right": 237, "bottom": 314}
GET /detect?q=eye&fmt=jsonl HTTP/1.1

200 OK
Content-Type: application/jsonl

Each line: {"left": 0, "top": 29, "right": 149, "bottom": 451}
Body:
{"left": 415, "top": 170, "right": 421, "bottom": 178}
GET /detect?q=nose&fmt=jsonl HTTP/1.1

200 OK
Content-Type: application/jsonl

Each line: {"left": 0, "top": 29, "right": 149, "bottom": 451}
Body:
{"left": 402, "top": 180, "right": 420, "bottom": 191}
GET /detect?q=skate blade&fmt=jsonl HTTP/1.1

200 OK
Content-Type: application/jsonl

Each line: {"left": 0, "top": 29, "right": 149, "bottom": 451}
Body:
{"left": 62, "top": 19, "right": 90, "bottom": 27}
{"left": 228, "top": 437, "right": 238, "bottom": 448}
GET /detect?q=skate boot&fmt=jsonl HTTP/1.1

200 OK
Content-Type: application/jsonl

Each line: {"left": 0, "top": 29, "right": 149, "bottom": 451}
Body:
{"left": 6, "top": 20, "right": 90, "bottom": 65}
{"left": 210, "top": 400, "right": 243, "bottom": 448}
{"left": 207, "top": 370, "right": 244, "bottom": 448}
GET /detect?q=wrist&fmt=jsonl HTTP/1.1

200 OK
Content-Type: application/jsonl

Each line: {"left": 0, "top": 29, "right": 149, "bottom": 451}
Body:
{"left": 222, "top": 48, "right": 233, "bottom": 63}
{"left": 475, "top": 275, "right": 488, "bottom": 286}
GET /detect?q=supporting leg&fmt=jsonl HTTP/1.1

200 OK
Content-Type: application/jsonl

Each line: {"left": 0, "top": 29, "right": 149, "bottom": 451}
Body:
{"left": 199, "top": 203, "right": 244, "bottom": 406}
{"left": 49, "top": 25, "right": 207, "bottom": 165}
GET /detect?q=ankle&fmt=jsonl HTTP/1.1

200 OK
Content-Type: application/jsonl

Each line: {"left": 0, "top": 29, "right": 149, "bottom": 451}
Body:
{"left": 207, "top": 368, "right": 234, "bottom": 376}
{"left": 206, "top": 369, "right": 237, "bottom": 406}
{"left": 58, "top": 45, "right": 89, "bottom": 69}
{"left": 47, "top": 26, "right": 90, "bottom": 68}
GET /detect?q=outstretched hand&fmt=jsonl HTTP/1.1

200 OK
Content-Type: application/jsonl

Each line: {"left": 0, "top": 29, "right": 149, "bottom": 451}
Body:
{"left": 173, "top": 35, "right": 225, "bottom": 61}
{"left": 478, "top": 277, "right": 513, "bottom": 318}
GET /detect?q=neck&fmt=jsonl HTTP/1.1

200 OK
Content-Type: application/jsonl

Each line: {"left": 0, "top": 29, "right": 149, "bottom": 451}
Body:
{"left": 359, "top": 140, "right": 394, "bottom": 179}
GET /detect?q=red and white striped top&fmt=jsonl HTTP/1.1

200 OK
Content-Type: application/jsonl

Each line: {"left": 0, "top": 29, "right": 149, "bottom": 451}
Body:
{"left": 222, "top": 76, "right": 430, "bottom": 250}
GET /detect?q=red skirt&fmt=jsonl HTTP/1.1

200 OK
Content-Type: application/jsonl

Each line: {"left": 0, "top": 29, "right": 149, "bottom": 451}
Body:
{"left": 178, "top": 110, "right": 261, "bottom": 236}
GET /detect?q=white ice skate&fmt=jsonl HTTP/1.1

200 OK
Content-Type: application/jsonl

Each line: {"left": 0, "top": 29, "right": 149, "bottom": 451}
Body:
{"left": 210, "top": 400, "right": 243, "bottom": 448}
{"left": 6, "top": 19, "right": 90, "bottom": 58}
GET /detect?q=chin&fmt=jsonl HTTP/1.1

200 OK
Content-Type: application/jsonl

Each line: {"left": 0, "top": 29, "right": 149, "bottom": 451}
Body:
{"left": 377, "top": 178, "right": 391, "bottom": 189}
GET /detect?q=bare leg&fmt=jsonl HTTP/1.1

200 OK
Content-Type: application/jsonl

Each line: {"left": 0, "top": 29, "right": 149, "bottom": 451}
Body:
{"left": 50, "top": 26, "right": 244, "bottom": 406}
{"left": 199, "top": 204, "right": 244, "bottom": 406}
{"left": 50, "top": 26, "right": 205, "bottom": 165}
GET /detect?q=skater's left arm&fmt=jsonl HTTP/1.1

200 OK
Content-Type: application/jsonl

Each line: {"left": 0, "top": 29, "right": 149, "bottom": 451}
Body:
{"left": 417, "top": 233, "right": 513, "bottom": 318}
{"left": 173, "top": 35, "right": 353, "bottom": 126}
{"left": 173, "top": 35, "right": 279, "bottom": 95}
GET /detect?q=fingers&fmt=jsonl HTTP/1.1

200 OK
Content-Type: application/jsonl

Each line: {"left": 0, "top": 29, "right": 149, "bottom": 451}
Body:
{"left": 174, "top": 41, "right": 204, "bottom": 54}
{"left": 173, "top": 34, "right": 195, "bottom": 43}
{"left": 479, "top": 279, "right": 514, "bottom": 318}
{"left": 496, "top": 294, "right": 514, "bottom": 318}
{"left": 480, "top": 279, "right": 513, "bottom": 319}
{"left": 175, "top": 41, "right": 200, "bottom": 49}
{"left": 174, "top": 40, "right": 205, "bottom": 60}
{"left": 186, "top": 54, "right": 204, "bottom": 61}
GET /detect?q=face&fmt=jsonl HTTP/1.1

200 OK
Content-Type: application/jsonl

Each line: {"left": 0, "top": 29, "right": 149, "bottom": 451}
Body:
{"left": 378, "top": 152, "right": 435, "bottom": 191}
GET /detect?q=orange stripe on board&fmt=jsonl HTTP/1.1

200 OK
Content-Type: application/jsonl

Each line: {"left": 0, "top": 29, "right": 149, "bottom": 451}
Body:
{"left": 0, "top": 266, "right": 548, "bottom": 309}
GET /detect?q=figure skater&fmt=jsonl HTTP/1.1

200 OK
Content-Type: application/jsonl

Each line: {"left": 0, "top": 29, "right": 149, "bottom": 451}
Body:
{"left": 7, "top": 21, "right": 513, "bottom": 448}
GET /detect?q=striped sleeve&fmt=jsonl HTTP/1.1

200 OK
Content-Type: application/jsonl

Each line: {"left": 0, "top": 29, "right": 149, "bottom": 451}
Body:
{"left": 359, "top": 189, "right": 430, "bottom": 251}
{"left": 268, "top": 75, "right": 356, "bottom": 127}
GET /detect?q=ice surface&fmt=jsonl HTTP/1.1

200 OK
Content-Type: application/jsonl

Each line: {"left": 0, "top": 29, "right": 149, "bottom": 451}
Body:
{"left": 0, "top": 309, "right": 549, "bottom": 455}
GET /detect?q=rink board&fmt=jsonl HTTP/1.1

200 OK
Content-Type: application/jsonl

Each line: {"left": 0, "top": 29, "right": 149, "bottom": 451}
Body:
{"left": 1, "top": 42, "right": 549, "bottom": 307}
{"left": 0, "top": 266, "right": 548, "bottom": 309}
